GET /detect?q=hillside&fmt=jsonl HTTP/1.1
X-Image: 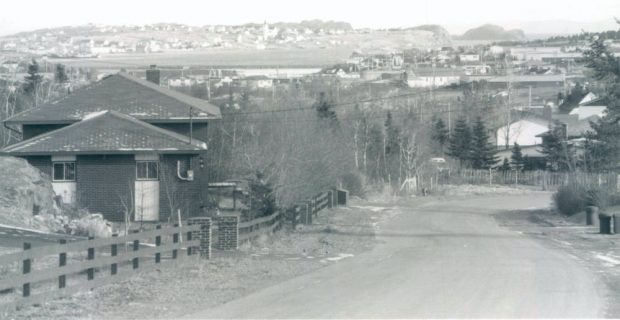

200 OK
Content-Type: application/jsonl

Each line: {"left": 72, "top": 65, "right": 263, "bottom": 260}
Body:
{"left": 458, "top": 24, "right": 526, "bottom": 41}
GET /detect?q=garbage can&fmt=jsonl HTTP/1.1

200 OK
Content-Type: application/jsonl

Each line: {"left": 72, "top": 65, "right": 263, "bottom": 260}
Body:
{"left": 586, "top": 206, "right": 599, "bottom": 226}
{"left": 613, "top": 214, "right": 620, "bottom": 235}
{"left": 599, "top": 213, "right": 612, "bottom": 235}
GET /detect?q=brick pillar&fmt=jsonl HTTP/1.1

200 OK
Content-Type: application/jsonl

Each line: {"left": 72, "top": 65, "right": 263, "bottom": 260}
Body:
{"left": 217, "top": 215, "right": 239, "bottom": 250}
{"left": 188, "top": 217, "right": 211, "bottom": 259}
{"left": 327, "top": 190, "right": 334, "bottom": 209}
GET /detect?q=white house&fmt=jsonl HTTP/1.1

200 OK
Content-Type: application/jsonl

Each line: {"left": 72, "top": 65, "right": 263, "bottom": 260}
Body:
{"left": 496, "top": 118, "right": 550, "bottom": 148}
{"left": 569, "top": 105, "right": 606, "bottom": 120}
{"left": 459, "top": 54, "right": 480, "bottom": 62}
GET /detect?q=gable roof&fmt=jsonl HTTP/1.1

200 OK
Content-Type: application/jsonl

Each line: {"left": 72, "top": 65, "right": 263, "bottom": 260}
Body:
{"left": 568, "top": 106, "right": 607, "bottom": 120}
{"left": 5, "top": 73, "right": 221, "bottom": 125}
{"left": 1, "top": 110, "right": 207, "bottom": 156}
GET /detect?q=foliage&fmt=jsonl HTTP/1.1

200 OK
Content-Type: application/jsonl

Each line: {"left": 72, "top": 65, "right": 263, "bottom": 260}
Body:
{"left": 54, "top": 64, "right": 69, "bottom": 84}
{"left": 23, "top": 59, "right": 43, "bottom": 98}
{"left": 510, "top": 143, "right": 524, "bottom": 171}
{"left": 447, "top": 117, "right": 472, "bottom": 166}
{"left": 499, "top": 158, "right": 511, "bottom": 172}
{"left": 558, "top": 82, "right": 586, "bottom": 113}
{"left": 582, "top": 32, "right": 620, "bottom": 171}
{"left": 431, "top": 117, "right": 449, "bottom": 155}
{"left": 553, "top": 184, "right": 587, "bottom": 216}
{"left": 340, "top": 171, "right": 366, "bottom": 198}
{"left": 540, "top": 123, "right": 575, "bottom": 171}
{"left": 470, "top": 117, "right": 498, "bottom": 169}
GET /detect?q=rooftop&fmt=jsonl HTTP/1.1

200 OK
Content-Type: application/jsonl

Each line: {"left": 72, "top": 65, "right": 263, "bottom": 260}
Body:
{"left": 1, "top": 110, "right": 207, "bottom": 156}
{"left": 5, "top": 73, "right": 221, "bottom": 125}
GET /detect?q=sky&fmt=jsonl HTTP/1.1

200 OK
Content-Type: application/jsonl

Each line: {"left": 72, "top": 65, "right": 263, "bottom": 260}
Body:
{"left": 0, "top": 0, "right": 618, "bottom": 36}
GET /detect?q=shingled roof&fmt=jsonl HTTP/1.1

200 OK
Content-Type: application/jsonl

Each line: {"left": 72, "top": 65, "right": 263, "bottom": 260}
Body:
{"left": 1, "top": 110, "right": 207, "bottom": 155}
{"left": 5, "top": 73, "right": 221, "bottom": 125}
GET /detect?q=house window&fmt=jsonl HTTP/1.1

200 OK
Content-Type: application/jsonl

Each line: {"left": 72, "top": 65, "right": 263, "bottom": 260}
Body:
{"left": 136, "top": 161, "right": 159, "bottom": 180}
{"left": 53, "top": 162, "right": 76, "bottom": 181}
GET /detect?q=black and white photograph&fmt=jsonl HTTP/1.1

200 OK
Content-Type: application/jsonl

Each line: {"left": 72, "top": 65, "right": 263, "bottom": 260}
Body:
{"left": 0, "top": 0, "right": 619, "bottom": 318}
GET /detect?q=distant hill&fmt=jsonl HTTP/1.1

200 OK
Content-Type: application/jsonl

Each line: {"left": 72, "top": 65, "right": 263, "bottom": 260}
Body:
{"left": 458, "top": 24, "right": 526, "bottom": 41}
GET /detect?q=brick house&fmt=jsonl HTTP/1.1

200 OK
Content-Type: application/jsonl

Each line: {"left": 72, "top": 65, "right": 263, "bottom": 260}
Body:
{"left": 1, "top": 72, "right": 221, "bottom": 222}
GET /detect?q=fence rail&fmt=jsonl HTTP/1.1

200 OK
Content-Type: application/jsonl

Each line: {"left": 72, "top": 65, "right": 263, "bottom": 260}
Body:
{"left": 238, "top": 210, "right": 282, "bottom": 243}
{"left": 0, "top": 224, "right": 200, "bottom": 309}
{"left": 424, "top": 169, "right": 618, "bottom": 191}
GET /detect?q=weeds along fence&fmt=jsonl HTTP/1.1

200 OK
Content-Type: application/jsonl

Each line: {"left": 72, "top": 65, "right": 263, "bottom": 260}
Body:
{"left": 425, "top": 169, "right": 618, "bottom": 191}
{"left": 215, "top": 188, "right": 347, "bottom": 249}
{"left": 0, "top": 224, "right": 200, "bottom": 310}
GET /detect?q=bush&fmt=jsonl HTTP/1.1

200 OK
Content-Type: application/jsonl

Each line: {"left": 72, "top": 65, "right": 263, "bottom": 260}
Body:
{"left": 553, "top": 185, "right": 587, "bottom": 216}
{"left": 340, "top": 172, "right": 366, "bottom": 198}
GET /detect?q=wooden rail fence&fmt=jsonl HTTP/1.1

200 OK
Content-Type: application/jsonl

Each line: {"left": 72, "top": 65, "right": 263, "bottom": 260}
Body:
{"left": 425, "top": 169, "right": 618, "bottom": 191}
{"left": 0, "top": 224, "right": 200, "bottom": 310}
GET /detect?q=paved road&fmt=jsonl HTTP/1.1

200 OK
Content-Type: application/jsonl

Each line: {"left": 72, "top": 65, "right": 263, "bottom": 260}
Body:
{"left": 187, "top": 193, "right": 606, "bottom": 318}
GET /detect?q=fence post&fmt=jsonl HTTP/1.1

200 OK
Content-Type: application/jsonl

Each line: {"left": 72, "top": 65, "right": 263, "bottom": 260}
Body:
{"left": 186, "top": 228, "right": 193, "bottom": 256}
{"left": 111, "top": 234, "right": 118, "bottom": 275}
{"left": 131, "top": 230, "right": 139, "bottom": 269}
{"left": 155, "top": 225, "right": 162, "bottom": 264}
{"left": 87, "top": 236, "right": 95, "bottom": 281}
{"left": 172, "top": 223, "right": 179, "bottom": 260}
{"left": 291, "top": 207, "right": 298, "bottom": 230}
{"left": 188, "top": 218, "right": 212, "bottom": 259}
{"left": 216, "top": 216, "right": 239, "bottom": 250}
{"left": 58, "top": 239, "right": 67, "bottom": 289}
{"left": 22, "top": 242, "right": 31, "bottom": 298}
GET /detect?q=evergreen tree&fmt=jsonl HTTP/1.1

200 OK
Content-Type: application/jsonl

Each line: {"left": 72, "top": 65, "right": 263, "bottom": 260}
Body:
{"left": 541, "top": 123, "right": 574, "bottom": 171}
{"left": 510, "top": 143, "right": 525, "bottom": 171}
{"left": 470, "top": 117, "right": 498, "bottom": 169}
{"left": 583, "top": 34, "right": 620, "bottom": 171}
{"left": 314, "top": 92, "right": 338, "bottom": 122}
{"left": 431, "top": 117, "right": 449, "bottom": 155}
{"left": 447, "top": 118, "right": 472, "bottom": 166}
{"left": 54, "top": 64, "right": 68, "bottom": 84}
{"left": 23, "top": 59, "right": 43, "bottom": 105}
{"left": 500, "top": 158, "right": 511, "bottom": 172}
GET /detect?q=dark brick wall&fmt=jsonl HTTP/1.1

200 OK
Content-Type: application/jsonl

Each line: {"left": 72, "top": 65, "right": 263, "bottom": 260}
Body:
{"left": 22, "top": 124, "right": 69, "bottom": 140}
{"left": 22, "top": 152, "right": 209, "bottom": 222}
{"left": 154, "top": 123, "right": 208, "bottom": 141}
{"left": 23, "top": 156, "right": 53, "bottom": 178}
{"left": 159, "top": 154, "right": 203, "bottom": 222}
{"left": 76, "top": 155, "right": 135, "bottom": 221}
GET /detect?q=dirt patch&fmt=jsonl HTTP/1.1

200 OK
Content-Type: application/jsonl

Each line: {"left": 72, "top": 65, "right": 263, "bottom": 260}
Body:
{"left": 494, "top": 209, "right": 620, "bottom": 318}
{"left": 1, "top": 197, "right": 397, "bottom": 319}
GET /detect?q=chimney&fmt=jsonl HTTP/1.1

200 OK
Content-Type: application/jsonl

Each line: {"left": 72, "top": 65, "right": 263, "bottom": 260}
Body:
{"left": 146, "top": 65, "right": 160, "bottom": 85}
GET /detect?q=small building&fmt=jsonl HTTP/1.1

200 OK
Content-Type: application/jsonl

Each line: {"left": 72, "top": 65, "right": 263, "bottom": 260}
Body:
{"left": 1, "top": 73, "right": 221, "bottom": 222}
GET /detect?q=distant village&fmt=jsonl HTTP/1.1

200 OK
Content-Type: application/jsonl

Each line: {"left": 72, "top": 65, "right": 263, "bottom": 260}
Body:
{"left": 1, "top": 21, "right": 620, "bottom": 167}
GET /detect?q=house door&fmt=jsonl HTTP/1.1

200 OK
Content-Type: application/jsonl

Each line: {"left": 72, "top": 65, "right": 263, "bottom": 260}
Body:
{"left": 135, "top": 180, "right": 160, "bottom": 221}
{"left": 134, "top": 158, "right": 160, "bottom": 222}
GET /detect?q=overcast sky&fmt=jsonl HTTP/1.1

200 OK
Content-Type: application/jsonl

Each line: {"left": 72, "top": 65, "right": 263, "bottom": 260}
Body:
{"left": 0, "top": 0, "right": 618, "bottom": 36}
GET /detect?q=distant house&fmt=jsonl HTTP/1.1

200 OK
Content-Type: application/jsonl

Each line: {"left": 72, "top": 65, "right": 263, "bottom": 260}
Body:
{"left": 496, "top": 118, "right": 550, "bottom": 148}
{"left": 407, "top": 68, "right": 461, "bottom": 88}
{"left": 239, "top": 75, "right": 274, "bottom": 89}
{"left": 459, "top": 54, "right": 480, "bottom": 63}
{"left": 1, "top": 73, "right": 221, "bottom": 222}
{"left": 568, "top": 105, "right": 606, "bottom": 120}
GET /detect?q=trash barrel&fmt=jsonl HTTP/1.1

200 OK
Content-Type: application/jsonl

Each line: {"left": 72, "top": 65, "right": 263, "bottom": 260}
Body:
{"left": 586, "top": 206, "right": 599, "bottom": 226}
{"left": 614, "top": 214, "right": 620, "bottom": 235}
{"left": 599, "top": 213, "right": 612, "bottom": 235}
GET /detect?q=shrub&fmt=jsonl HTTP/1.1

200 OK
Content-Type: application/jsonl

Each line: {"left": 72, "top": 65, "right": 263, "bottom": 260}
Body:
{"left": 340, "top": 171, "right": 366, "bottom": 198}
{"left": 553, "top": 185, "right": 587, "bottom": 216}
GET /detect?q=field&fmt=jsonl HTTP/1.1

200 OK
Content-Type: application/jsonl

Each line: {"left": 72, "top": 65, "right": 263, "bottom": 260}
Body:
{"left": 49, "top": 47, "right": 356, "bottom": 69}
